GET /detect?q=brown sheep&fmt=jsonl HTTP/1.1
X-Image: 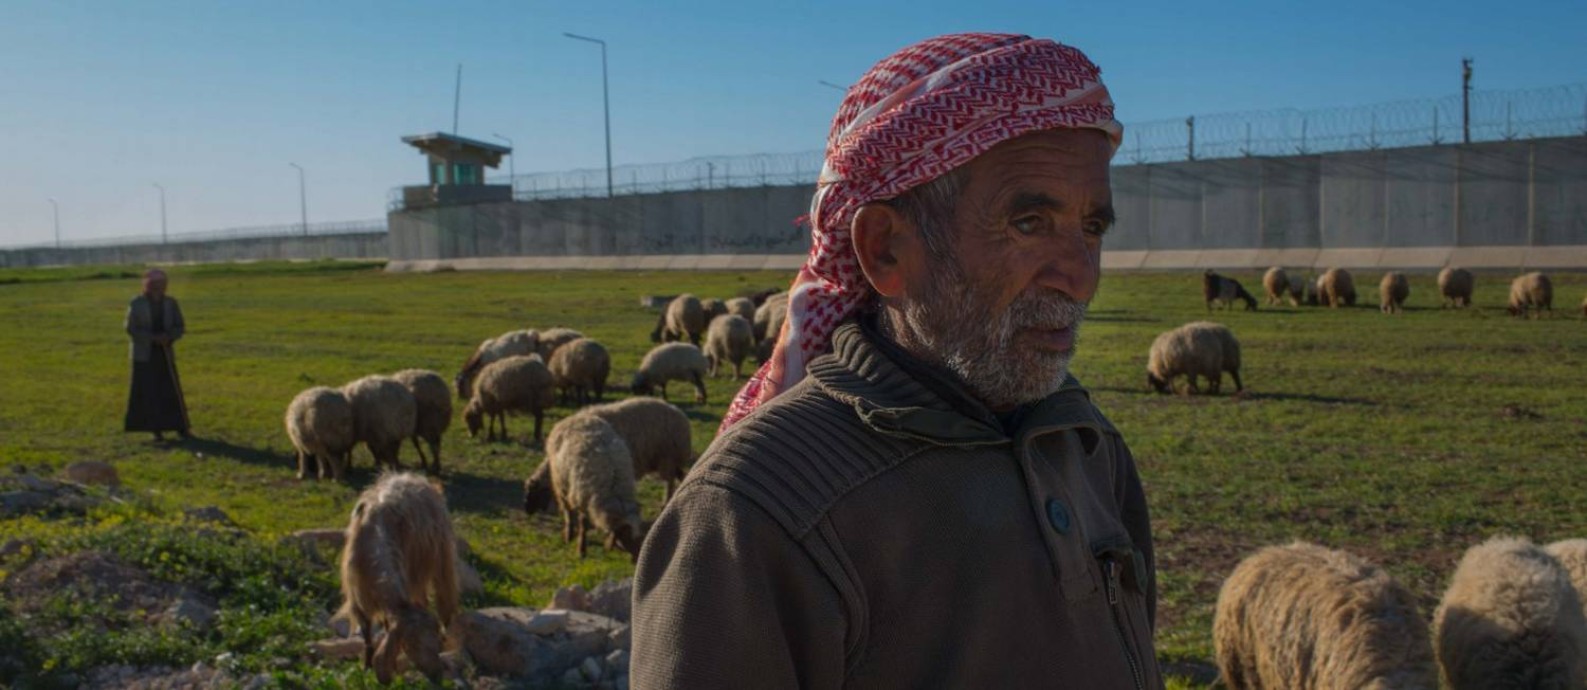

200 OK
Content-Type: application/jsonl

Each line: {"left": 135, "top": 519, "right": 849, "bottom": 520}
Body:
{"left": 547, "top": 337, "right": 611, "bottom": 406}
{"left": 342, "top": 376, "right": 418, "bottom": 472}
{"left": 1437, "top": 266, "right": 1474, "bottom": 308}
{"left": 545, "top": 414, "right": 645, "bottom": 562}
{"left": 1317, "top": 268, "right": 1357, "bottom": 308}
{"left": 337, "top": 472, "right": 460, "bottom": 685}
{"left": 535, "top": 327, "right": 585, "bottom": 359}
{"left": 1506, "top": 272, "right": 1553, "bottom": 318}
{"left": 464, "top": 354, "right": 556, "bottom": 443}
{"left": 1262, "top": 267, "right": 1291, "bottom": 306}
{"left": 524, "top": 396, "right": 695, "bottom": 514}
{"left": 285, "top": 386, "right": 356, "bottom": 481}
{"left": 651, "top": 294, "right": 706, "bottom": 346}
{"left": 1379, "top": 272, "right": 1410, "bottom": 314}
{"left": 392, "top": 369, "right": 451, "bottom": 476}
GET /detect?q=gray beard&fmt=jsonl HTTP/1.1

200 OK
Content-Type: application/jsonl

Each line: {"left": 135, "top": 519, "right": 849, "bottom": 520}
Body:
{"left": 887, "top": 261, "right": 1089, "bottom": 411}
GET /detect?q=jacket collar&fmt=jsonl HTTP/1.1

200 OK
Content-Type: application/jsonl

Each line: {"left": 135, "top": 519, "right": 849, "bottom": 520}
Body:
{"left": 806, "top": 319, "right": 1115, "bottom": 452}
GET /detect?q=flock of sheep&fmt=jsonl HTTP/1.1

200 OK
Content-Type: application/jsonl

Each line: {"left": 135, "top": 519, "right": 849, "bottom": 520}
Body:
{"left": 1215, "top": 536, "right": 1587, "bottom": 688}
{"left": 288, "top": 290, "right": 791, "bottom": 682}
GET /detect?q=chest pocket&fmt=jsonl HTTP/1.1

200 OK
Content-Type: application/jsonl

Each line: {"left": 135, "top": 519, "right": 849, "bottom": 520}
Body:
{"left": 1023, "top": 429, "right": 1133, "bottom": 602}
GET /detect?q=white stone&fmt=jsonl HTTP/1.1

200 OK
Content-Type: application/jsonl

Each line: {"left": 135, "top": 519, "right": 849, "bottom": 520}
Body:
{"left": 524, "top": 609, "right": 570, "bottom": 635}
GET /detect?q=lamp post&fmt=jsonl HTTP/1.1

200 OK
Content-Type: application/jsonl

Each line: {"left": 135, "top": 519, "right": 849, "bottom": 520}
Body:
{"left": 492, "top": 132, "right": 515, "bottom": 196}
{"left": 563, "top": 32, "right": 613, "bottom": 198}
{"left": 48, "top": 198, "right": 60, "bottom": 249}
{"left": 153, "top": 183, "right": 167, "bottom": 244}
{"left": 289, "top": 163, "right": 308, "bottom": 235}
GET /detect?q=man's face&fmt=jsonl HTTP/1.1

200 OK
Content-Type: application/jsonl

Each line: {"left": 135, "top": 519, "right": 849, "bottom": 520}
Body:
{"left": 143, "top": 274, "right": 168, "bottom": 300}
{"left": 894, "top": 128, "right": 1113, "bottom": 410}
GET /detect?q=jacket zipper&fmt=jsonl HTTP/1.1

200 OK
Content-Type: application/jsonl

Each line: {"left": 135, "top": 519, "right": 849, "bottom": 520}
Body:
{"left": 1104, "top": 557, "right": 1146, "bottom": 690}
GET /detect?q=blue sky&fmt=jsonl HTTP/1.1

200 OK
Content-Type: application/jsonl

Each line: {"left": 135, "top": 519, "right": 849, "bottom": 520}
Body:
{"left": 2, "top": 0, "right": 1582, "bottom": 246}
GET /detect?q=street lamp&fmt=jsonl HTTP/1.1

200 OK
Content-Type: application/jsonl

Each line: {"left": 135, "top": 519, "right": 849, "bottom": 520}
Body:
{"left": 153, "top": 183, "right": 167, "bottom": 244}
{"left": 48, "top": 198, "right": 60, "bottom": 249}
{"left": 492, "top": 133, "right": 515, "bottom": 196}
{"left": 289, "top": 163, "right": 308, "bottom": 235}
{"left": 563, "top": 32, "right": 613, "bottom": 198}
{"left": 818, "top": 80, "right": 849, "bottom": 92}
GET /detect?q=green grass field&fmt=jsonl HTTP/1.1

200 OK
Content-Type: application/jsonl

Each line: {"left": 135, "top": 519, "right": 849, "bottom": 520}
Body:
{"left": 2, "top": 260, "right": 1584, "bottom": 687}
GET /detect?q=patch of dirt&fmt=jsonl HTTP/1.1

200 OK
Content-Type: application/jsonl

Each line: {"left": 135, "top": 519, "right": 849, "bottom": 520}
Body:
{"left": 1, "top": 550, "right": 214, "bottom": 634}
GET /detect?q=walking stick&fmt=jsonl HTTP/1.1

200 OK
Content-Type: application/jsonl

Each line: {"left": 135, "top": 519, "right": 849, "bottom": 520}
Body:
{"left": 160, "top": 340, "right": 192, "bottom": 434}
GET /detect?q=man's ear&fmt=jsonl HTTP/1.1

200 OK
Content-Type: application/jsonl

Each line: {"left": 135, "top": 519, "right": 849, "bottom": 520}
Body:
{"left": 851, "top": 203, "right": 920, "bottom": 298}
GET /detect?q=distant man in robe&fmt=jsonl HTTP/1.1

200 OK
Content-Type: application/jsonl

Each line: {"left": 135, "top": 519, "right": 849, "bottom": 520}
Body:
{"left": 124, "top": 268, "right": 190, "bottom": 441}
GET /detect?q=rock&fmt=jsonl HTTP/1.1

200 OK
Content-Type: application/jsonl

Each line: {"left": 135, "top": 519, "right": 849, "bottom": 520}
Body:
{"left": 550, "top": 583, "right": 591, "bottom": 612}
{"left": 604, "top": 649, "right": 630, "bottom": 672}
{"left": 580, "top": 656, "right": 604, "bottom": 682}
{"left": 608, "top": 625, "right": 631, "bottom": 651}
{"left": 329, "top": 615, "right": 351, "bottom": 638}
{"left": 588, "top": 578, "right": 633, "bottom": 622}
{"left": 62, "top": 461, "right": 119, "bottom": 488}
{"left": 458, "top": 607, "right": 626, "bottom": 680}
{"left": 524, "top": 609, "right": 569, "bottom": 635}
{"left": 184, "top": 506, "right": 234, "bottom": 525}
{"left": 456, "top": 556, "right": 484, "bottom": 596}
{"left": 0, "top": 491, "right": 50, "bottom": 518}
{"left": 18, "top": 474, "right": 55, "bottom": 492}
{"left": 309, "top": 637, "right": 365, "bottom": 661}
{"left": 561, "top": 667, "right": 586, "bottom": 688}
{"left": 162, "top": 593, "right": 218, "bottom": 630}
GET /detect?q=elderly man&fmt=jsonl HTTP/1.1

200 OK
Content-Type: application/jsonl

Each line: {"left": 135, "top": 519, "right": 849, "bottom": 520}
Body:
{"left": 631, "top": 33, "right": 1161, "bottom": 689}
{"left": 124, "top": 268, "right": 190, "bottom": 441}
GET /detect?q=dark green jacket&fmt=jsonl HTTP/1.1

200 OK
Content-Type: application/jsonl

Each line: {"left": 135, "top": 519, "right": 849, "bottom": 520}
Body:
{"left": 632, "top": 321, "right": 1163, "bottom": 690}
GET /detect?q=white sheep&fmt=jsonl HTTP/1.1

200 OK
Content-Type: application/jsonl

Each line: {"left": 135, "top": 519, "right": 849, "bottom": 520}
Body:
{"left": 1262, "top": 267, "right": 1292, "bottom": 306}
{"left": 524, "top": 396, "right": 694, "bottom": 513}
{"left": 1214, "top": 542, "right": 1436, "bottom": 690}
{"left": 1147, "top": 321, "right": 1241, "bottom": 395}
{"left": 1507, "top": 272, "right": 1554, "bottom": 318}
{"left": 1438, "top": 266, "right": 1474, "bottom": 308}
{"left": 342, "top": 375, "right": 418, "bottom": 472}
{"left": 285, "top": 386, "right": 357, "bottom": 481}
{"left": 464, "top": 354, "right": 556, "bottom": 443}
{"left": 535, "top": 327, "right": 586, "bottom": 359}
{"left": 545, "top": 414, "right": 645, "bottom": 562}
{"left": 337, "top": 472, "right": 460, "bottom": 685}
{"left": 724, "top": 296, "right": 756, "bottom": 323}
{"left": 1317, "top": 268, "right": 1357, "bottom": 308}
{"left": 1379, "top": 272, "right": 1410, "bottom": 314}
{"left": 548, "top": 337, "right": 611, "bottom": 406}
{"left": 1433, "top": 535, "right": 1587, "bottom": 689}
{"left": 1545, "top": 539, "right": 1587, "bottom": 625}
{"left": 391, "top": 369, "right": 452, "bottom": 476}
{"left": 701, "top": 297, "right": 728, "bottom": 322}
{"left": 455, "top": 329, "right": 539, "bottom": 400}
{"left": 753, "top": 291, "right": 789, "bottom": 342}
{"left": 631, "top": 342, "right": 709, "bottom": 404}
{"left": 704, "top": 314, "right": 754, "bottom": 380}
{"left": 651, "top": 294, "right": 706, "bottom": 346}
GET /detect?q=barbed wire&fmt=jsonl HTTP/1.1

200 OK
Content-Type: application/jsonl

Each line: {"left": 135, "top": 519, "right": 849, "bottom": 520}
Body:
{"left": 4, "top": 219, "right": 386, "bottom": 251}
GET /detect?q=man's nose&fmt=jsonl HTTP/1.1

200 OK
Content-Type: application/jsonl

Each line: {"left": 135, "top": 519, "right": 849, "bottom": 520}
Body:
{"left": 1032, "top": 231, "right": 1099, "bottom": 303}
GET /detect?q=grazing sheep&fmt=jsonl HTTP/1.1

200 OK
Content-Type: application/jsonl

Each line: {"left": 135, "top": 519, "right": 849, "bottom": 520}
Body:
{"left": 391, "top": 369, "right": 452, "bottom": 476}
{"left": 704, "top": 314, "right": 754, "bottom": 379}
{"left": 755, "top": 335, "right": 776, "bottom": 365}
{"left": 285, "top": 386, "right": 357, "bottom": 481}
{"left": 1261, "top": 267, "right": 1291, "bottom": 306}
{"left": 545, "top": 414, "right": 645, "bottom": 561}
{"left": 547, "top": 337, "right": 611, "bottom": 406}
{"left": 535, "top": 327, "right": 586, "bottom": 359}
{"left": 337, "top": 472, "right": 459, "bottom": 685}
{"left": 651, "top": 294, "right": 706, "bottom": 346}
{"left": 724, "top": 296, "right": 756, "bottom": 323}
{"left": 631, "top": 343, "right": 709, "bottom": 404}
{"left": 754, "top": 291, "right": 789, "bottom": 342}
{"left": 748, "top": 288, "right": 784, "bottom": 306}
{"left": 1438, "top": 266, "right": 1475, "bottom": 308}
{"left": 1433, "top": 536, "right": 1587, "bottom": 689}
{"left": 455, "top": 329, "right": 538, "bottom": 400}
{"left": 1147, "top": 322, "right": 1241, "bottom": 395}
{"left": 464, "top": 354, "right": 556, "bottom": 443}
{"left": 342, "top": 376, "right": 418, "bottom": 472}
{"left": 1545, "top": 539, "right": 1587, "bottom": 624}
{"left": 1317, "top": 268, "right": 1357, "bottom": 308}
{"left": 1214, "top": 542, "right": 1436, "bottom": 690}
{"left": 524, "top": 396, "right": 694, "bottom": 514}
{"left": 1379, "top": 272, "right": 1410, "bottom": 314}
{"left": 1203, "top": 271, "right": 1258, "bottom": 311}
{"left": 1506, "top": 272, "right": 1554, "bottom": 318}
{"left": 701, "top": 298, "right": 728, "bottom": 322}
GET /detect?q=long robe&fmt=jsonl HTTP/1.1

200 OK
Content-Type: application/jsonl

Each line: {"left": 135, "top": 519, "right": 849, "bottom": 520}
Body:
{"left": 124, "top": 296, "right": 189, "bottom": 433}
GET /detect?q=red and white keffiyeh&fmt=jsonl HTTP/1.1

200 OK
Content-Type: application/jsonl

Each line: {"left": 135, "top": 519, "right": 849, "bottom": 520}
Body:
{"left": 721, "top": 32, "right": 1123, "bottom": 430}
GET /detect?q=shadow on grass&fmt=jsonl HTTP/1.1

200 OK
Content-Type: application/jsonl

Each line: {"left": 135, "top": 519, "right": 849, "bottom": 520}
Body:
{"left": 1240, "top": 391, "right": 1377, "bottom": 406}
{"left": 682, "top": 408, "right": 721, "bottom": 424}
{"left": 1085, "top": 315, "right": 1165, "bottom": 323}
{"left": 1160, "top": 658, "right": 1219, "bottom": 686}
{"left": 441, "top": 468, "right": 531, "bottom": 517}
{"left": 176, "top": 435, "right": 286, "bottom": 470}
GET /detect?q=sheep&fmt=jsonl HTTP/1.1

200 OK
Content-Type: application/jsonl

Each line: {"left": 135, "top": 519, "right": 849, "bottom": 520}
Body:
{"left": 748, "top": 288, "right": 784, "bottom": 306}
{"left": 285, "top": 386, "right": 357, "bottom": 481}
{"left": 1379, "top": 272, "right": 1410, "bottom": 314}
{"left": 463, "top": 354, "right": 556, "bottom": 443}
{"left": 337, "top": 472, "right": 459, "bottom": 685}
{"left": 701, "top": 297, "right": 728, "bottom": 322}
{"left": 535, "top": 327, "right": 586, "bottom": 359}
{"left": 704, "top": 314, "right": 754, "bottom": 380}
{"left": 724, "top": 296, "right": 756, "bottom": 323}
{"left": 1203, "top": 270, "right": 1258, "bottom": 311}
{"left": 547, "top": 337, "right": 611, "bottom": 406}
{"left": 651, "top": 294, "right": 706, "bottom": 346}
{"left": 1262, "top": 267, "right": 1292, "bottom": 306}
{"left": 455, "top": 329, "right": 538, "bottom": 400}
{"left": 545, "top": 414, "right": 645, "bottom": 562}
{"left": 343, "top": 376, "right": 418, "bottom": 472}
{"left": 1506, "top": 272, "right": 1553, "bottom": 318}
{"left": 1438, "top": 266, "right": 1475, "bottom": 308}
{"left": 1213, "top": 542, "right": 1436, "bottom": 690}
{"left": 755, "top": 335, "right": 777, "bottom": 364}
{"left": 1147, "top": 321, "right": 1241, "bottom": 395}
{"left": 1581, "top": 294, "right": 1587, "bottom": 318}
{"left": 391, "top": 369, "right": 451, "bottom": 476}
{"left": 1317, "top": 268, "right": 1357, "bottom": 308}
{"left": 754, "top": 291, "right": 789, "bottom": 342}
{"left": 525, "top": 396, "right": 695, "bottom": 515}
{"left": 1433, "top": 535, "right": 1587, "bottom": 689}
{"left": 632, "top": 342, "right": 709, "bottom": 404}
{"left": 1545, "top": 539, "right": 1587, "bottom": 624}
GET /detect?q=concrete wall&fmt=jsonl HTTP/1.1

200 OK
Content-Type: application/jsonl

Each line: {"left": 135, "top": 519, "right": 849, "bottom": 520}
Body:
{"left": 0, "top": 232, "right": 388, "bottom": 269}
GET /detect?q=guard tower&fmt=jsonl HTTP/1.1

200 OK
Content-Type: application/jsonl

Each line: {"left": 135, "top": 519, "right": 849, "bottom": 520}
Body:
{"left": 397, "top": 132, "right": 513, "bottom": 210}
